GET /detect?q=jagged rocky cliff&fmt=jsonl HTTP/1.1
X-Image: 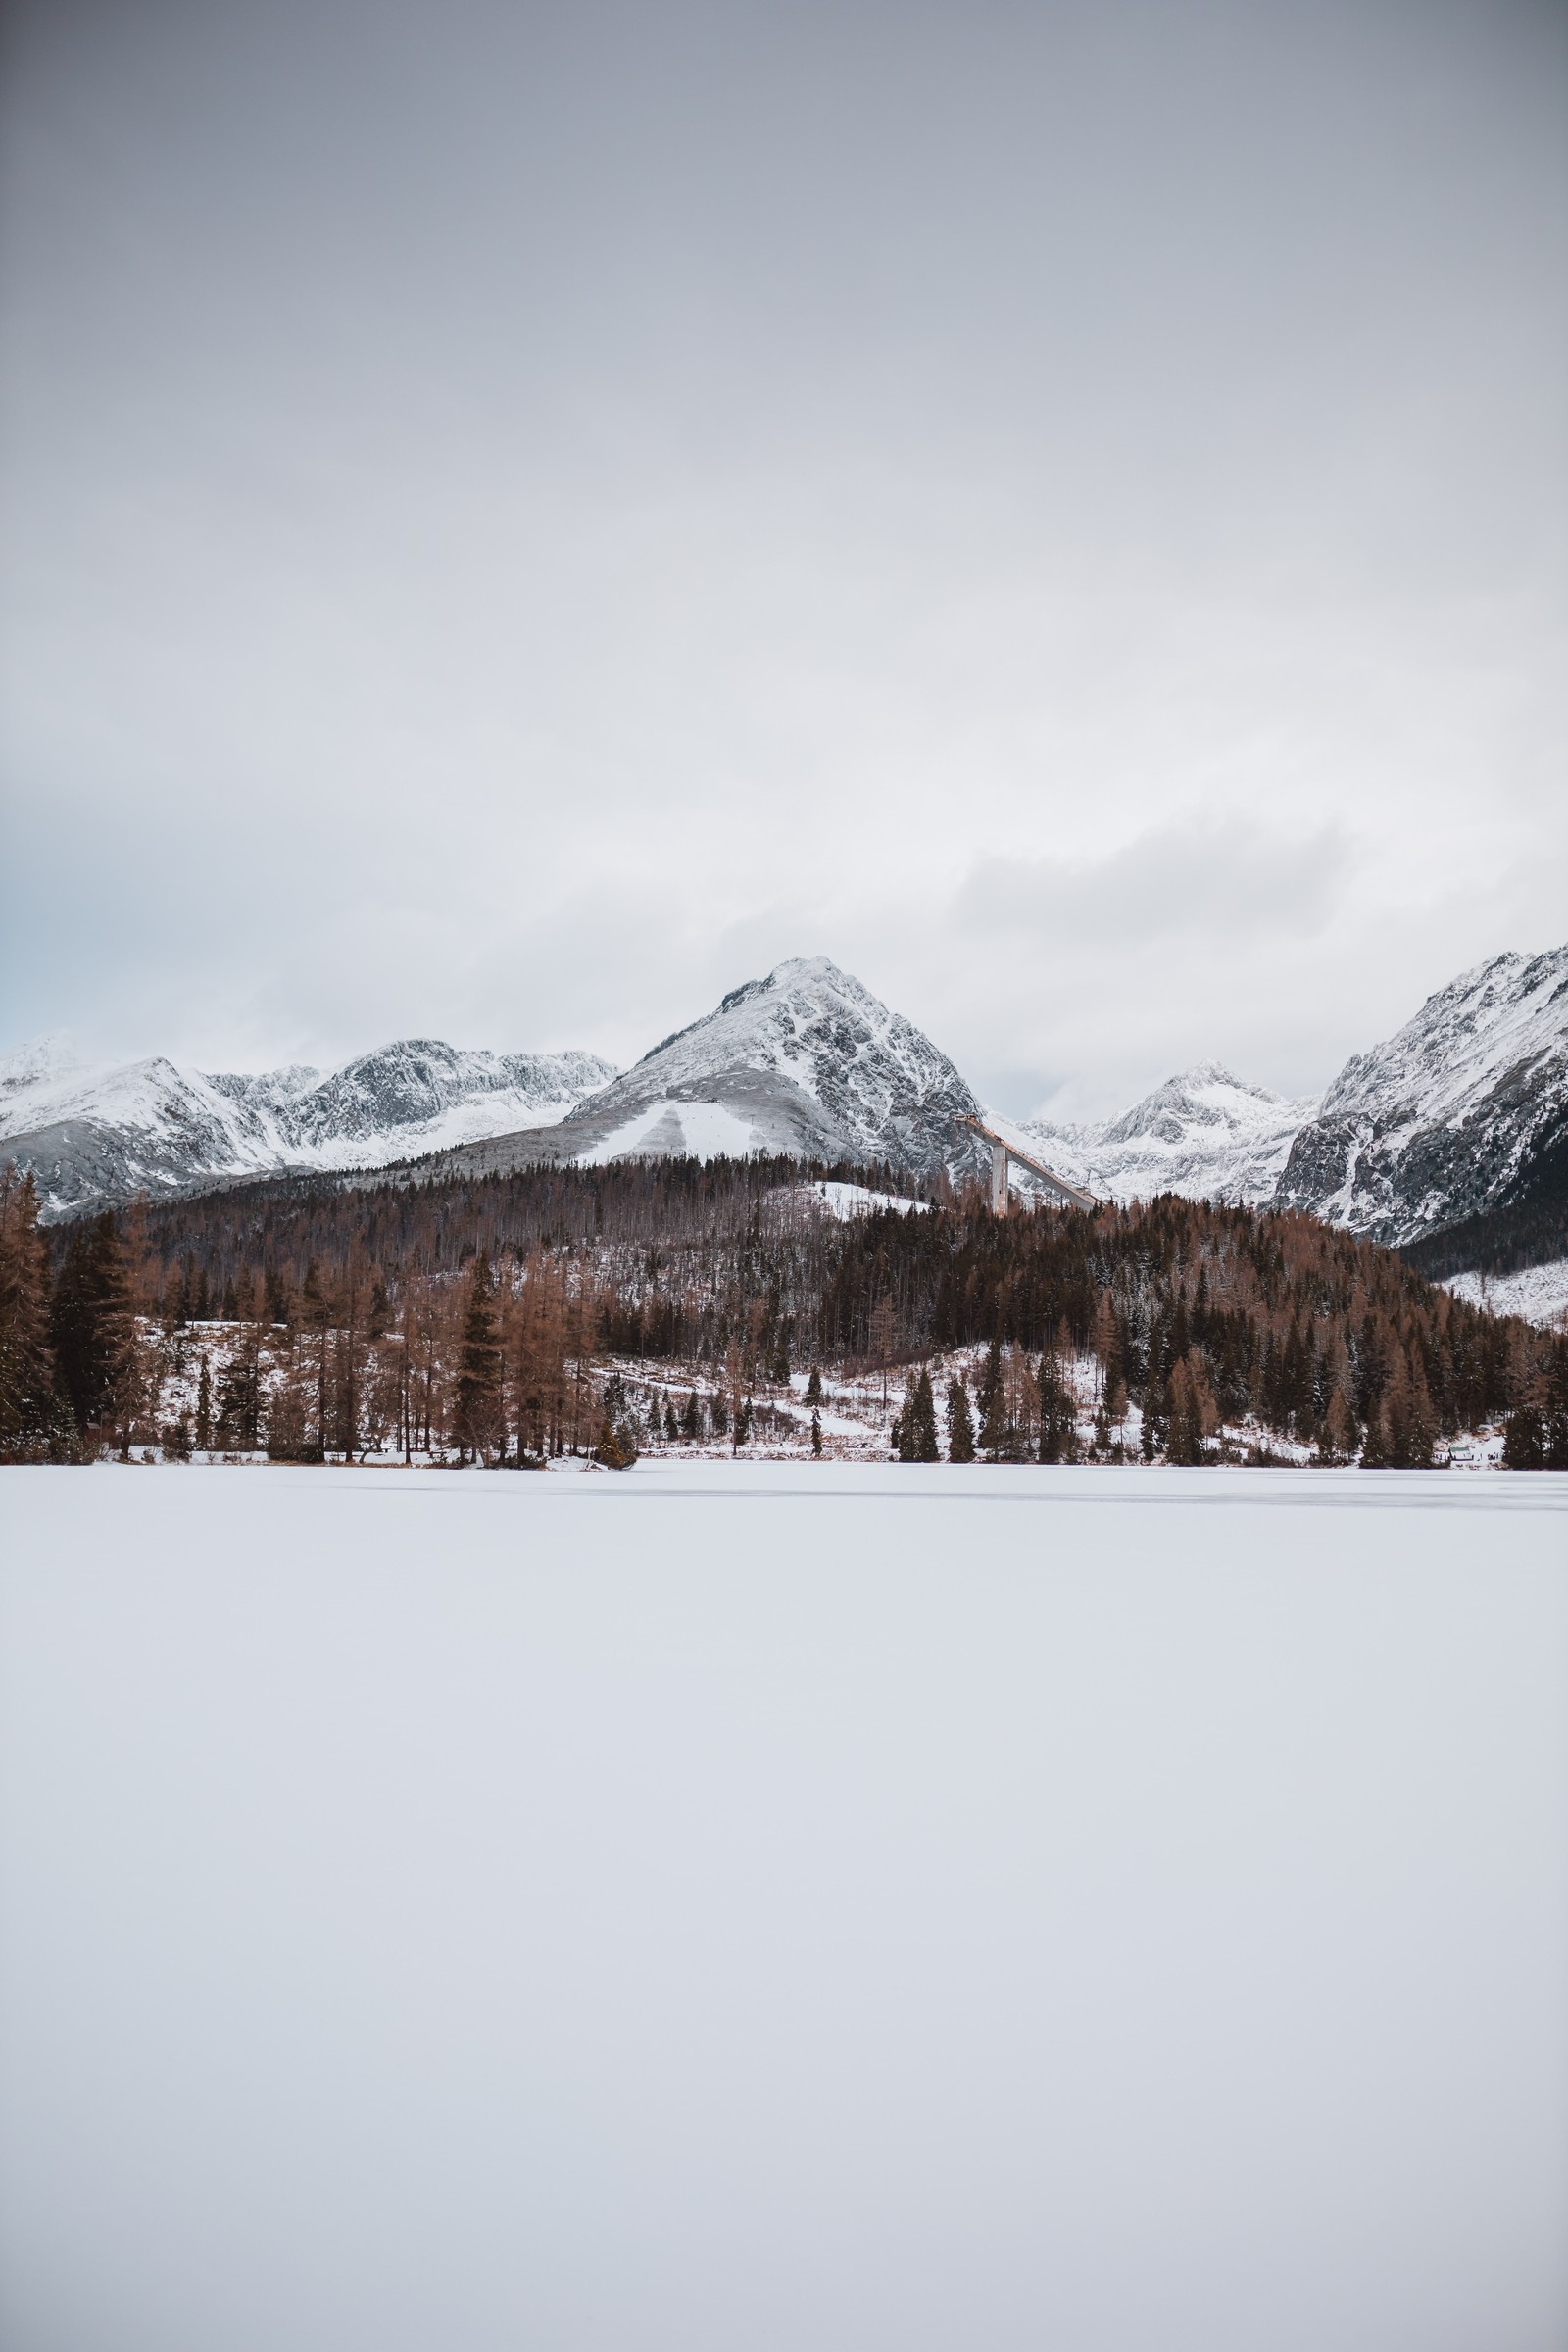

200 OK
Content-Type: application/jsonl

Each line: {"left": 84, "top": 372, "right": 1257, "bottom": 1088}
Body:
{"left": 1273, "top": 949, "right": 1568, "bottom": 1247}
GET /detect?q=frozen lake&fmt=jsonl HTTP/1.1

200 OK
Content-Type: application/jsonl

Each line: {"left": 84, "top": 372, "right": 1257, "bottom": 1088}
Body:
{"left": 2, "top": 1463, "right": 1566, "bottom": 2352}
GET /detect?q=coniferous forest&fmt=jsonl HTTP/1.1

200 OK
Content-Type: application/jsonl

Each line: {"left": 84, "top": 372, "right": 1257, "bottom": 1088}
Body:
{"left": 2, "top": 1152, "right": 1564, "bottom": 1469}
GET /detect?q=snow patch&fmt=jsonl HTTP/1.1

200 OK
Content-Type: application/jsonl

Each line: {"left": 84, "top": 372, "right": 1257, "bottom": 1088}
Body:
{"left": 576, "top": 1101, "right": 760, "bottom": 1164}
{"left": 811, "top": 1180, "right": 930, "bottom": 1220}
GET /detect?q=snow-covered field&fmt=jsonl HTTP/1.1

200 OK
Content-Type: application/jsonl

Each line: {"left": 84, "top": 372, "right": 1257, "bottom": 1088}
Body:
{"left": 2, "top": 1465, "right": 1565, "bottom": 2352}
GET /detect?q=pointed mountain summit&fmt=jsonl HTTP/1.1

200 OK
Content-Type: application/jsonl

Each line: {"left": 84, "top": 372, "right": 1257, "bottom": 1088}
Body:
{"left": 438, "top": 958, "right": 987, "bottom": 1180}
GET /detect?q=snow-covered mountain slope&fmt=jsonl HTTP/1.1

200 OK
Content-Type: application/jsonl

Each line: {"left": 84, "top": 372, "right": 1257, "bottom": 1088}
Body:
{"left": 0, "top": 1043, "right": 295, "bottom": 1216}
{"left": 0, "top": 1035, "right": 617, "bottom": 1217}
{"left": 432, "top": 959, "right": 989, "bottom": 1181}
{"left": 1011, "top": 1064, "right": 1317, "bottom": 1206}
{"left": 1273, "top": 948, "right": 1568, "bottom": 1247}
{"left": 217, "top": 1040, "right": 616, "bottom": 1162}
{"left": 1443, "top": 1259, "right": 1568, "bottom": 1333}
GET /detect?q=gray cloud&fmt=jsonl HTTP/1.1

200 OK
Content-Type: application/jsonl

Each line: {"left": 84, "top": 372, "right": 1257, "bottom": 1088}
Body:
{"left": 0, "top": 0, "right": 1563, "bottom": 1110}
{"left": 954, "top": 823, "right": 1350, "bottom": 949}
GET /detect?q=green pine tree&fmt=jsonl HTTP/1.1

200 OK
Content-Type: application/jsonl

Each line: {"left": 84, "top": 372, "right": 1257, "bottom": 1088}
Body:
{"left": 978, "top": 1337, "right": 1009, "bottom": 1459}
{"left": 895, "top": 1380, "right": 918, "bottom": 1462}
{"left": 976, "top": 1335, "right": 1003, "bottom": 1432}
{"left": 219, "top": 1319, "right": 264, "bottom": 1452}
{"left": 51, "top": 1211, "right": 134, "bottom": 1446}
{"left": 1546, "top": 1345, "right": 1568, "bottom": 1469}
{"left": 1501, "top": 1406, "right": 1544, "bottom": 1471}
{"left": 452, "top": 1256, "right": 503, "bottom": 1464}
{"left": 946, "top": 1375, "right": 976, "bottom": 1463}
{"left": 1038, "top": 1356, "right": 1073, "bottom": 1463}
{"left": 909, "top": 1367, "right": 940, "bottom": 1461}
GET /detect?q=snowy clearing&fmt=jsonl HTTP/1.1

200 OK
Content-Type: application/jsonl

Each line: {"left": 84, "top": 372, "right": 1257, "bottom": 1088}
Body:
{"left": 1445, "top": 1256, "right": 1568, "bottom": 1332}
{"left": 1, "top": 1465, "right": 1564, "bottom": 2352}
{"left": 810, "top": 1177, "right": 929, "bottom": 1219}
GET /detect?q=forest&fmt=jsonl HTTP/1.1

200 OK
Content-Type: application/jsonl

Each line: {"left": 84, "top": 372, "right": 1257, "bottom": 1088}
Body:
{"left": 1, "top": 1152, "right": 1564, "bottom": 1469}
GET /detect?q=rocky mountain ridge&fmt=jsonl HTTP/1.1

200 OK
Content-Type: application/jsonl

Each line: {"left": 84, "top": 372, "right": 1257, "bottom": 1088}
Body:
{"left": 1274, "top": 948, "right": 1568, "bottom": 1247}
{"left": 5, "top": 948, "right": 1564, "bottom": 1276}
{"left": 0, "top": 1035, "right": 616, "bottom": 1218}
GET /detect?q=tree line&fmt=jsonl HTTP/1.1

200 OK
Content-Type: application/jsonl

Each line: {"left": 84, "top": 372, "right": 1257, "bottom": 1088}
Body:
{"left": 3, "top": 1154, "right": 1564, "bottom": 1467}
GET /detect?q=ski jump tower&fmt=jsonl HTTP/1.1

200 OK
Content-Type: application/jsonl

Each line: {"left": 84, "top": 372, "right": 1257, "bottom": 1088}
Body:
{"left": 958, "top": 1114, "right": 1098, "bottom": 1215}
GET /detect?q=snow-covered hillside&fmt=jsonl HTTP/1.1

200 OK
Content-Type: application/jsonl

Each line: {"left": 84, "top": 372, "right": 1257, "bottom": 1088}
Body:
{"left": 1443, "top": 1258, "right": 1568, "bottom": 1333}
{"left": 1274, "top": 949, "right": 1568, "bottom": 1246}
{"left": 0, "top": 1034, "right": 616, "bottom": 1218}
{"left": 441, "top": 958, "right": 988, "bottom": 1181}
{"left": 1010, "top": 1064, "right": 1316, "bottom": 1206}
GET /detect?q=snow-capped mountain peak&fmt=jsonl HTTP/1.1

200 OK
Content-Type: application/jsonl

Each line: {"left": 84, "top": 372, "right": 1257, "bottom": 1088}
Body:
{"left": 1275, "top": 946, "right": 1568, "bottom": 1243}
{"left": 0, "top": 1032, "right": 95, "bottom": 1101}
{"left": 462, "top": 958, "right": 987, "bottom": 1177}
{"left": 1015, "top": 1063, "right": 1318, "bottom": 1204}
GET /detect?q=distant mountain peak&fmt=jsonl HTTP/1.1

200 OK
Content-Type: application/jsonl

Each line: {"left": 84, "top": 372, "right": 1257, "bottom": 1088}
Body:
{"left": 1016, "top": 1059, "right": 1318, "bottom": 1204}
{"left": 0, "top": 1031, "right": 90, "bottom": 1092}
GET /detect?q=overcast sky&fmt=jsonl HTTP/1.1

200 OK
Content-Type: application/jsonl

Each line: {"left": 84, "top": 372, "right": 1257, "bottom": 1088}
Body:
{"left": 1, "top": 0, "right": 1563, "bottom": 1117}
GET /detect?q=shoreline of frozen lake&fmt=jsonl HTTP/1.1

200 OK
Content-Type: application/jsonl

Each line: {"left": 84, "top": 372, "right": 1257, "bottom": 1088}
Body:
{"left": 2, "top": 1465, "right": 1565, "bottom": 2351}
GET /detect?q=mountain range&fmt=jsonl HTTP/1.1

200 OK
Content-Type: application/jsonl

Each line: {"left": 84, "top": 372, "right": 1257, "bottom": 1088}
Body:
{"left": 1008, "top": 1065, "right": 1317, "bottom": 1209}
{"left": 3, "top": 947, "right": 1564, "bottom": 1284}
{"left": 0, "top": 1036, "right": 615, "bottom": 1218}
